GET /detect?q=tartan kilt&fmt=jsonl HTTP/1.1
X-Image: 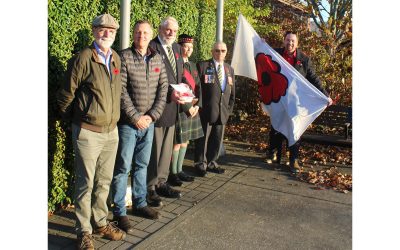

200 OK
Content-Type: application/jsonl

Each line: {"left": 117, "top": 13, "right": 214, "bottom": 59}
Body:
{"left": 175, "top": 111, "right": 204, "bottom": 144}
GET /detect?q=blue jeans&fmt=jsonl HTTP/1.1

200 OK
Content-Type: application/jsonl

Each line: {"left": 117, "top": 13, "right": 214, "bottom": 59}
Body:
{"left": 111, "top": 123, "right": 154, "bottom": 216}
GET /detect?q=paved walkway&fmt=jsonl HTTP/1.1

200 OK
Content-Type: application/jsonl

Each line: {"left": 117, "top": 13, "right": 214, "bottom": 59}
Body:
{"left": 48, "top": 141, "right": 352, "bottom": 250}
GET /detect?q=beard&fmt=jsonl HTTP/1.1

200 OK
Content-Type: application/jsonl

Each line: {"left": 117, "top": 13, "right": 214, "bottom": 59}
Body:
{"left": 96, "top": 37, "right": 115, "bottom": 50}
{"left": 161, "top": 35, "right": 175, "bottom": 46}
{"left": 285, "top": 45, "right": 295, "bottom": 54}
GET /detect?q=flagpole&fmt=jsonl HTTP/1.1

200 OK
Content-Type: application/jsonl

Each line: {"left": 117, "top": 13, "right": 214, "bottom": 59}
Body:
{"left": 217, "top": 0, "right": 225, "bottom": 156}
{"left": 120, "top": 0, "right": 131, "bottom": 50}
{"left": 216, "top": 0, "right": 224, "bottom": 42}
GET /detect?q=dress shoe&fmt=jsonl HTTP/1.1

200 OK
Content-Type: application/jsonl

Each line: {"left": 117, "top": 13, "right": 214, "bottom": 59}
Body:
{"left": 196, "top": 167, "right": 207, "bottom": 177}
{"left": 112, "top": 215, "right": 133, "bottom": 233}
{"left": 289, "top": 159, "right": 301, "bottom": 173}
{"left": 132, "top": 206, "right": 159, "bottom": 220}
{"left": 168, "top": 174, "right": 183, "bottom": 186}
{"left": 156, "top": 183, "right": 182, "bottom": 198}
{"left": 147, "top": 189, "right": 163, "bottom": 207}
{"left": 194, "top": 163, "right": 207, "bottom": 177}
{"left": 178, "top": 171, "right": 194, "bottom": 182}
{"left": 207, "top": 166, "right": 225, "bottom": 174}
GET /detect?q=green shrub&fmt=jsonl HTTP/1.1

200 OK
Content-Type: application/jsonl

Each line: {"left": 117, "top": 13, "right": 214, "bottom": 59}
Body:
{"left": 48, "top": 0, "right": 216, "bottom": 213}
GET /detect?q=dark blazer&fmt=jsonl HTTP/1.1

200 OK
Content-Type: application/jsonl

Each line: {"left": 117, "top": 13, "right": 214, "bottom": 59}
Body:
{"left": 149, "top": 37, "right": 184, "bottom": 127}
{"left": 275, "top": 48, "right": 329, "bottom": 96}
{"left": 197, "top": 59, "right": 235, "bottom": 125}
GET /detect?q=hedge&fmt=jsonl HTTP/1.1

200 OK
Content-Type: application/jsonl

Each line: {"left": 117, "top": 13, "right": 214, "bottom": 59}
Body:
{"left": 48, "top": 0, "right": 219, "bottom": 213}
{"left": 48, "top": 0, "right": 277, "bottom": 212}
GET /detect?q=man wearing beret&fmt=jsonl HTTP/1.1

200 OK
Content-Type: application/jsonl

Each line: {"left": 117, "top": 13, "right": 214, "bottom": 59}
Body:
{"left": 57, "top": 13, "right": 126, "bottom": 250}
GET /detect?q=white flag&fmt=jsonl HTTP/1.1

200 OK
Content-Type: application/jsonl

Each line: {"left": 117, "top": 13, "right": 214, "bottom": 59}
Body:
{"left": 231, "top": 14, "right": 329, "bottom": 146}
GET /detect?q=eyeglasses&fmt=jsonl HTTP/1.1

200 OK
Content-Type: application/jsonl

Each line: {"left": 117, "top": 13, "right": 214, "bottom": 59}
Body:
{"left": 214, "top": 49, "right": 226, "bottom": 53}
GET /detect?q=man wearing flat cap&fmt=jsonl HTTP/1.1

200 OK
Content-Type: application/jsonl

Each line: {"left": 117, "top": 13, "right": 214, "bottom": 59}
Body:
{"left": 57, "top": 13, "right": 126, "bottom": 250}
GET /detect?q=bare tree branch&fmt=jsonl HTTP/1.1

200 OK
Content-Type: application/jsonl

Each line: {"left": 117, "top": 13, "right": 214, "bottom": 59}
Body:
{"left": 305, "top": 0, "right": 352, "bottom": 56}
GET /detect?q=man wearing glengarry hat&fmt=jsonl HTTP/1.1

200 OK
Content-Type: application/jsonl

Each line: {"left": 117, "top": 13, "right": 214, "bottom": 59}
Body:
{"left": 57, "top": 13, "right": 126, "bottom": 250}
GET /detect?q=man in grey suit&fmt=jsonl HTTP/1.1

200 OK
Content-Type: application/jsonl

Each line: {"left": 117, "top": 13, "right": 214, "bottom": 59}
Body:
{"left": 194, "top": 42, "right": 235, "bottom": 176}
{"left": 147, "top": 16, "right": 185, "bottom": 206}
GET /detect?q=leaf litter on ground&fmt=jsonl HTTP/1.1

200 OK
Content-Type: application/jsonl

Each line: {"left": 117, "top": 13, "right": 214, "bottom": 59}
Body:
{"left": 225, "top": 114, "right": 352, "bottom": 192}
{"left": 297, "top": 167, "right": 352, "bottom": 192}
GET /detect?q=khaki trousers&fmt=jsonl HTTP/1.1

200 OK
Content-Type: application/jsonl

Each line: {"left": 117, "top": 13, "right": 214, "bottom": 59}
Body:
{"left": 72, "top": 124, "right": 119, "bottom": 234}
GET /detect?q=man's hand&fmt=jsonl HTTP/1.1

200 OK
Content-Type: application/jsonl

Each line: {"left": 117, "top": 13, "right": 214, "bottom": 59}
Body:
{"left": 171, "top": 89, "right": 186, "bottom": 104}
{"left": 144, "top": 115, "right": 153, "bottom": 124}
{"left": 135, "top": 115, "right": 152, "bottom": 130}
{"left": 327, "top": 97, "right": 333, "bottom": 106}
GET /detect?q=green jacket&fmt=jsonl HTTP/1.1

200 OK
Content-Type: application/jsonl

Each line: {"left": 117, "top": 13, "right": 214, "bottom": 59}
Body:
{"left": 57, "top": 43, "right": 122, "bottom": 133}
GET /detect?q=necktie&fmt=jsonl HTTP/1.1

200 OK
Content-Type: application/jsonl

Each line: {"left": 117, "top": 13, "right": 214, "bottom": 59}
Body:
{"left": 217, "top": 64, "right": 223, "bottom": 86}
{"left": 167, "top": 46, "right": 177, "bottom": 74}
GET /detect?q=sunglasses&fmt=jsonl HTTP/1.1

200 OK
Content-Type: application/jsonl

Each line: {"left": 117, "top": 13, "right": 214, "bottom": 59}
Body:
{"left": 214, "top": 49, "right": 226, "bottom": 53}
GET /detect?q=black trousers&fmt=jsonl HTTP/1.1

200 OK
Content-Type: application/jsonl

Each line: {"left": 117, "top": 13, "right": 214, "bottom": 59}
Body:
{"left": 268, "top": 126, "right": 300, "bottom": 162}
{"left": 194, "top": 118, "right": 225, "bottom": 169}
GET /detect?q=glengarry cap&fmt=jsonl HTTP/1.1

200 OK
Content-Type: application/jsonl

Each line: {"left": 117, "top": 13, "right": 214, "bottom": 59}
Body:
{"left": 92, "top": 14, "right": 119, "bottom": 29}
{"left": 178, "top": 34, "right": 194, "bottom": 44}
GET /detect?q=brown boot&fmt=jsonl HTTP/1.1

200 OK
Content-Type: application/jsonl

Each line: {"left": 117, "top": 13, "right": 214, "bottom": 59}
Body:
{"left": 95, "top": 222, "right": 126, "bottom": 241}
{"left": 77, "top": 232, "right": 94, "bottom": 250}
{"left": 133, "top": 206, "right": 160, "bottom": 220}
{"left": 113, "top": 215, "right": 133, "bottom": 233}
{"left": 264, "top": 151, "right": 277, "bottom": 164}
{"left": 289, "top": 159, "right": 301, "bottom": 173}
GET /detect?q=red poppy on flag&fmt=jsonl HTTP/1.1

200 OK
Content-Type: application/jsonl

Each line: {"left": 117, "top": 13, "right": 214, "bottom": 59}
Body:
{"left": 255, "top": 53, "right": 288, "bottom": 105}
{"left": 231, "top": 14, "right": 329, "bottom": 146}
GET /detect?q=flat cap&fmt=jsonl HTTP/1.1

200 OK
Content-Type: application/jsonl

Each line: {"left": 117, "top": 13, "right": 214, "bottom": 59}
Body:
{"left": 92, "top": 14, "right": 119, "bottom": 29}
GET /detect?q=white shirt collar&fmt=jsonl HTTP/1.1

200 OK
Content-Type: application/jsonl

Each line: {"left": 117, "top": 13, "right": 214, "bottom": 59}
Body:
{"left": 213, "top": 59, "right": 224, "bottom": 69}
{"left": 93, "top": 41, "right": 112, "bottom": 58}
{"left": 158, "top": 36, "right": 170, "bottom": 47}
